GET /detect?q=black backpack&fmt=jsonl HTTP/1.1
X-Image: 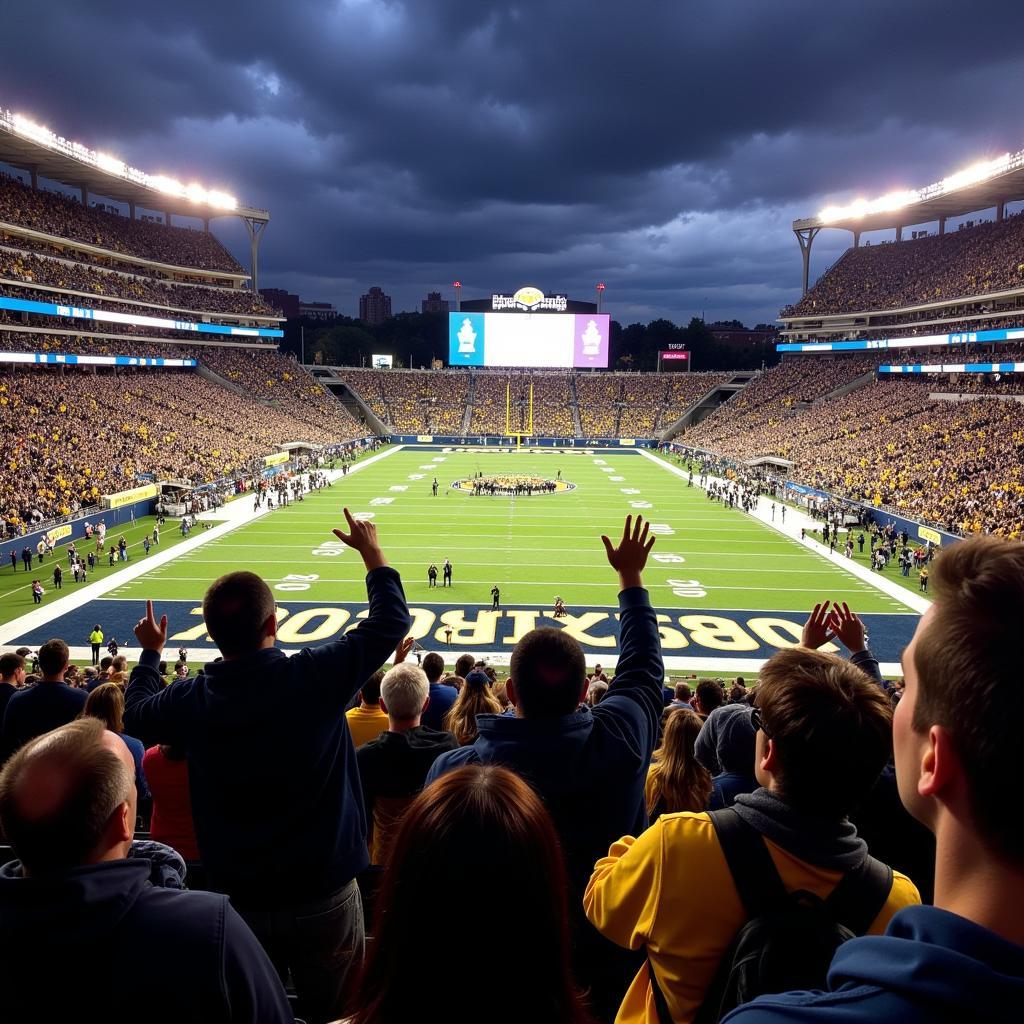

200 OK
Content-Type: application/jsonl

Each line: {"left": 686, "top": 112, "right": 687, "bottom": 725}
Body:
{"left": 649, "top": 808, "right": 892, "bottom": 1024}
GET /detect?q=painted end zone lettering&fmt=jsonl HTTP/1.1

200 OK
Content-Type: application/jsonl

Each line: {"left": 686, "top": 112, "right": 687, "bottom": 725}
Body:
{"left": 11, "top": 600, "right": 918, "bottom": 662}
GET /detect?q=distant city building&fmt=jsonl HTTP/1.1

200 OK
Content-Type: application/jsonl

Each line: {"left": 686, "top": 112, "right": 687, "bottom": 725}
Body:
{"left": 359, "top": 286, "right": 392, "bottom": 325}
{"left": 421, "top": 291, "right": 450, "bottom": 314}
{"left": 299, "top": 300, "right": 337, "bottom": 321}
{"left": 259, "top": 287, "right": 300, "bottom": 319}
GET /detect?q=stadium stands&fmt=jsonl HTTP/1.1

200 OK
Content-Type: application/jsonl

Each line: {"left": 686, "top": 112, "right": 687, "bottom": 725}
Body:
{"left": 0, "top": 174, "right": 243, "bottom": 272}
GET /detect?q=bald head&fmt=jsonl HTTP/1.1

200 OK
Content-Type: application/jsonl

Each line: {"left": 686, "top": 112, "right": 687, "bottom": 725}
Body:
{"left": 0, "top": 719, "right": 135, "bottom": 876}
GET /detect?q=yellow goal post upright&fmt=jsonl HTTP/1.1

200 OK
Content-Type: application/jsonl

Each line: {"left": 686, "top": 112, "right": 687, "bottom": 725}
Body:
{"left": 505, "top": 377, "right": 534, "bottom": 449}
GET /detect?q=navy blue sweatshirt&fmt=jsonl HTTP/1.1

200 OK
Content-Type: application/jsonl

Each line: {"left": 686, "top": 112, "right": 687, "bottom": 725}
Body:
{"left": 723, "top": 904, "right": 1024, "bottom": 1024}
{"left": 125, "top": 565, "right": 411, "bottom": 908}
{"left": 0, "top": 855, "right": 292, "bottom": 1022}
{"left": 1, "top": 680, "right": 87, "bottom": 762}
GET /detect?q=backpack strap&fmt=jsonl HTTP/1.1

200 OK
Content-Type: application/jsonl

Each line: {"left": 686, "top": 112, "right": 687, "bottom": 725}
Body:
{"left": 708, "top": 808, "right": 789, "bottom": 918}
{"left": 825, "top": 855, "right": 893, "bottom": 935}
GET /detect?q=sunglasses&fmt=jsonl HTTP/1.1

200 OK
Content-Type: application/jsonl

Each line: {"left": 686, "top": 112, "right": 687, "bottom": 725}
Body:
{"left": 750, "top": 706, "right": 772, "bottom": 740}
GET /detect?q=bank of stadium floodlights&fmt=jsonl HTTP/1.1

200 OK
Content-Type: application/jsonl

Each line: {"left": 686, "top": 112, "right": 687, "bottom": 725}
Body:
{"left": 0, "top": 107, "right": 271, "bottom": 287}
{"left": 790, "top": 147, "right": 1024, "bottom": 293}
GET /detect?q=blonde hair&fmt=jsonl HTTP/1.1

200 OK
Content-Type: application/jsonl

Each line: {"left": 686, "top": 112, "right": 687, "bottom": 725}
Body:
{"left": 444, "top": 675, "right": 501, "bottom": 744}
{"left": 81, "top": 683, "right": 125, "bottom": 734}
{"left": 646, "top": 708, "right": 712, "bottom": 816}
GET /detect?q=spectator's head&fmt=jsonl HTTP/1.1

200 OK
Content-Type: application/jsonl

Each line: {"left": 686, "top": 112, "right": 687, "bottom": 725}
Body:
{"left": 380, "top": 664, "right": 429, "bottom": 724}
{"left": 444, "top": 671, "right": 501, "bottom": 745}
{"left": 174, "top": 663, "right": 188, "bottom": 679}
{"left": 0, "top": 652, "right": 25, "bottom": 685}
{"left": 36, "top": 639, "right": 69, "bottom": 681}
{"left": 674, "top": 682, "right": 692, "bottom": 703}
{"left": 508, "top": 627, "right": 587, "bottom": 718}
{"left": 754, "top": 647, "right": 892, "bottom": 819}
{"left": 695, "top": 679, "right": 725, "bottom": 717}
{"left": 422, "top": 651, "right": 445, "bottom": 683}
{"left": 111, "top": 656, "right": 127, "bottom": 675}
{"left": 454, "top": 653, "right": 476, "bottom": 679}
{"left": 729, "top": 683, "right": 748, "bottom": 703}
{"left": 202, "top": 571, "right": 276, "bottom": 658}
{"left": 359, "top": 669, "right": 385, "bottom": 708}
{"left": 899, "top": 536, "right": 1024, "bottom": 865}
{"left": 80, "top": 683, "right": 125, "bottom": 734}
{"left": 587, "top": 680, "right": 608, "bottom": 706}
{"left": 99, "top": 657, "right": 113, "bottom": 676}
{"left": 648, "top": 708, "right": 712, "bottom": 815}
{"left": 350, "top": 765, "right": 587, "bottom": 1024}
{"left": 0, "top": 719, "right": 136, "bottom": 876}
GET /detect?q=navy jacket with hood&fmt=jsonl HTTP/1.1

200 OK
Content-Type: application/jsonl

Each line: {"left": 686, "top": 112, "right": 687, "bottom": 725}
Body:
{"left": 722, "top": 904, "right": 1024, "bottom": 1024}
{"left": 124, "top": 565, "right": 411, "bottom": 908}
{"left": 426, "top": 585, "right": 664, "bottom": 894}
{"left": 0, "top": 846, "right": 292, "bottom": 1023}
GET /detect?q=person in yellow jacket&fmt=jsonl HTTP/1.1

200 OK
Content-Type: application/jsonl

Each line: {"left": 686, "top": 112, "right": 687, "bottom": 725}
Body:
{"left": 585, "top": 645, "right": 921, "bottom": 1024}
{"left": 88, "top": 625, "right": 104, "bottom": 667}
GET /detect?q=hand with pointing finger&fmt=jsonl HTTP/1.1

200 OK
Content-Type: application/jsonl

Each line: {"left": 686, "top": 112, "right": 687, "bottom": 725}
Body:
{"left": 134, "top": 599, "right": 168, "bottom": 654}
{"left": 332, "top": 507, "right": 387, "bottom": 571}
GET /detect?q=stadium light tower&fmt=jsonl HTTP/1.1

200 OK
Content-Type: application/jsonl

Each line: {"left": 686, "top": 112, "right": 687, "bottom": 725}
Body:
{"left": 596, "top": 282, "right": 605, "bottom": 313}
{"left": 453, "top": 280, "right": 462, "bottom": 312}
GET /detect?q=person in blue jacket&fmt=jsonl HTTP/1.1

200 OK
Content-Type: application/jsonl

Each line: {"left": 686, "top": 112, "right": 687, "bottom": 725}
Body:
{"left": 0, "top": 718, "right": 291, "bottom": 1022}
{"left": 427, "top": 513, "right": 664, "bottom": 1019}
{"left": 725, "top": 535, "right": 1024, "bottom": 1023}
{"left": 125, "top": 508, "right": 412, "bottom": 1024}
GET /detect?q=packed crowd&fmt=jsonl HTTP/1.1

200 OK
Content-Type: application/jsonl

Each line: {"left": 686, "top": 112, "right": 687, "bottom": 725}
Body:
{"left": 0, "top": 515, "right": 1019, "bottom": 1024}
{"left": 0, "top": 174, "right": 243, "bottom": 273}
{"left": 785, "top": 212, "right": 1024, "bottom": 317}
{"left": 0, "top": 354, "right": 364, "bottom": 535}
{"left": 688, "top": 361, "right": 1024, "bottom": 537}
{"left": 338, "top": 368, "right": 729, "bottom": 439}
{"left": 0, "top": 241, "right": 279, "bottom": 317}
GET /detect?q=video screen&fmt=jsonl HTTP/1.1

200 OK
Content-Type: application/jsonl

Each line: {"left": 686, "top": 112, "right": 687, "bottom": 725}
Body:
{"left": 448, "top": 312, "right": 610, "bottom": 368}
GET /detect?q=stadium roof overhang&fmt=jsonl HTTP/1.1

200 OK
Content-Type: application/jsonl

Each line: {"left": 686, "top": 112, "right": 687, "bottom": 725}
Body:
{"left": 793, "top": 162, "right": 1024, "bottom": 235}
{"left": 0, "top": 122, "right": 268, "bottom": 224}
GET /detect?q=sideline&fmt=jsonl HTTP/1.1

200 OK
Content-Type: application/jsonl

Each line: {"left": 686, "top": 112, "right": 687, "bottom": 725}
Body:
{"left": 638, "top": 449, "right": 930, "bottom": 614}
{"left": 0, "top": 445, "right": 405, "bottom": 649}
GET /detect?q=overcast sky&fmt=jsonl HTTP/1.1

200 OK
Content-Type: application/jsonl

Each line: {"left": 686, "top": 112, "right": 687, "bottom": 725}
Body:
{"left": 5, "top": 0, "right": 1024, "bottom": 325}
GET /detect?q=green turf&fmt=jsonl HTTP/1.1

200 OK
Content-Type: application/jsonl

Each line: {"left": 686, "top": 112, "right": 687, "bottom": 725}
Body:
{"left": 0, "top": 516, "right": 218, "bottom": 621}
{"left": 99, "top": 448, "right": 908, "bottom": 616}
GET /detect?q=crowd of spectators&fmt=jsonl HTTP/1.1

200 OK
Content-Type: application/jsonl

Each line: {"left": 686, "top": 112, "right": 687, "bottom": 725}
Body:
{"left": 688, "top": 360, "right": 1024, "bottom": 537}
{"left": 0, "top": 353, "right": 363, "bottom": 534}
{"left": 784, "top": 212, "right": 1024, "bottom": 317}
{"left": 0, "top": 174, "right": 243, "bottom": 273}
{"left": 0, "top": 241, "right": 278, "bottom": 317}
{"left": 1, "top": 519, "right": 1020, "bottom": 1023}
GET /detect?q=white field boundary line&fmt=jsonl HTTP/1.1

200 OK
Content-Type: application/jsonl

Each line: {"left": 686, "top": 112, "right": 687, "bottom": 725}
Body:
{"left": 0, "top": 445, "right": 406, "bottom": 649}
{"left": 47, "top": 645, "right": 903, "bottom": 678}
{"left": 637, "top": 448, "right": 930, "bottom": 615}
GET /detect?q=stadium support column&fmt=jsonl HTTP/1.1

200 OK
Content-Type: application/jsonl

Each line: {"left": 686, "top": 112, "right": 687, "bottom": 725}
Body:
{"left": 242, "top": 216, "right": 268, "bottom": 292}
{"left": 794, "top": 226, "right": 820, "bottom": 295}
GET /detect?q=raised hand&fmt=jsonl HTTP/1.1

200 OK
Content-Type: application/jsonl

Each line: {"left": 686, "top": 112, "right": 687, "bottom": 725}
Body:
{"left": 332, "top": 507, "right": 387, "bottom": 571}
{"left": 601, "top": 514, "right": 656, "bottom": 590}
{"left": 393, "top": 636, "right": 416, "bottom": 664}
{"left": 828, "top": 600, "right": 867, "bottom": 653}
{"left": 801, "top": 601, "right": 834, "bottom": 650}
{"left": 134, "top": 599, "right": 168, "bottom": 654}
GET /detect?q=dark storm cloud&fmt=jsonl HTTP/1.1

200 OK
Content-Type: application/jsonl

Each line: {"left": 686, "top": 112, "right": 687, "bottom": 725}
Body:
{"left": 5, "top": 0, "right": 1024, "bottom": 325}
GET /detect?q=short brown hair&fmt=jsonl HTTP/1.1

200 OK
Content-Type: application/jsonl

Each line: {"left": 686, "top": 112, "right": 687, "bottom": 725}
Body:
{"left": 756, "top": 647, "right": 892, "bottom": 818}
{"left": 0, "top": 653, "right": 25, "bottom": 680}
{"left": 0, "top": 719, "right": 132, "bottom": 875}
{"left": 37, "top": 639, "right": 69, "bottom": 678}
{"left": 510, "top": 628, "right": 586, "bottom": 718}
{"left": 912, "top": 536, "right": 1024, "bottom": 862}
{"left": 202, "top": 571, "right": 275, "bottom": 657}
{"left": 422, "top": 652, "right": 445, "bottom": 683}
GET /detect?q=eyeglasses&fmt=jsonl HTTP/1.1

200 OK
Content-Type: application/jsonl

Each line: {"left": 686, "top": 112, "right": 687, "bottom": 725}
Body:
{"left": 751, "top": 706, "right": 772, "bottom": 739}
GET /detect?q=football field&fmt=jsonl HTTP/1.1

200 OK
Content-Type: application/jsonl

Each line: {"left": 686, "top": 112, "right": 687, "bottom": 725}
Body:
{"left": 1, "top": 446, "right": 923, "bottom": 673}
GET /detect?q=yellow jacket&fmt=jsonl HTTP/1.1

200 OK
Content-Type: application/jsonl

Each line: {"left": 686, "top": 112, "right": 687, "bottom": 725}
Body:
{"left": 584, "top": 811, "right": 921, "bottom": 1024}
